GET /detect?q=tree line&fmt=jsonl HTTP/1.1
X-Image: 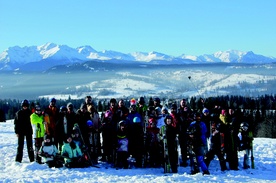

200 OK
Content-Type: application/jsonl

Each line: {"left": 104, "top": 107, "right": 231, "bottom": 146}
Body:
{"left": 0, "top": 94, "right": 275, "bottom": 138}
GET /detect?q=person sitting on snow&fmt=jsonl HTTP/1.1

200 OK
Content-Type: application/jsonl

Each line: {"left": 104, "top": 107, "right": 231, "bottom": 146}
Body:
{"left": 61, "top": 135, "right": 89, "bottom": 168}
{"left": 38, "top": 134, "right": 63, "bottom": 168}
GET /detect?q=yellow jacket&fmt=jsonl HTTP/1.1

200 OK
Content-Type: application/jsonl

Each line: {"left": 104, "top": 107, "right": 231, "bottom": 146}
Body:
{"left": 31, "top": 113, "right": 45, "bottom": 138}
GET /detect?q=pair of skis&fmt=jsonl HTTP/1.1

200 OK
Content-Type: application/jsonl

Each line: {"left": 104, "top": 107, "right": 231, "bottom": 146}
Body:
{"left": 160, "top": 126, "right": 171, "bottom": 173}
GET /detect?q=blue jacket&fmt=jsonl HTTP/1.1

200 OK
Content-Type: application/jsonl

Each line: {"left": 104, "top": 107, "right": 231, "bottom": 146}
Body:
{"left": 189, "top": 120, "right": 207, "bottom": 147}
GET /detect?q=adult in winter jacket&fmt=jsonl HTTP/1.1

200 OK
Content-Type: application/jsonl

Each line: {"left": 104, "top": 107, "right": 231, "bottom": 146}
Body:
{"left": 187, "top": 112, "right": 210, "bottom": 175}
{"left": 100, "top": 110, "right": 117, "bottom": 163}
{"left": 87, "top": 104, "right": 101, "bottom": 164}
{"left": 30, "top": 105, "right": 46, "bottom": 164}
{"left": 177, "top": 99, "right": 193, "bottom": 167}
{"left": 204, "top": 123, "right": 227, "bottom": 171}
{"left": 238, "top": 122, "right": 254, "bottom": 169}
{"left": 38, "top": 135, "right": 63, "bottom": 168}
{"left": 146, "top": 117, "right": 161, "bottom": 168}
{"left": 160, "top": 115, "right": 178, "bottom": 173}
{"left": 14, "top": 99, "right": 34, "bottom": 163}
{"left": 44, "top": 98, "right": 59, "bottom": 147}
{"left": 56, "top": 106, "right": 74, "bottom": 152}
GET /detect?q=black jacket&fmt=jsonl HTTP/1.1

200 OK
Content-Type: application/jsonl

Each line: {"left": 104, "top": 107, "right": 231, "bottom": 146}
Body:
{"left": 14, "top": 108, "right": 33, "bottom": 135}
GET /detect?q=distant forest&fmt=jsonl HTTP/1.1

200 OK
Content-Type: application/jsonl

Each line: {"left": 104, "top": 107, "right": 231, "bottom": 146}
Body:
{"left": 0, "top": 94, "right": 275, "bottom": 138}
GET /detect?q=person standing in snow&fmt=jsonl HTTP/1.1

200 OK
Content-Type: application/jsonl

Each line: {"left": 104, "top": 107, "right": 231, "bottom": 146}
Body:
{"left": 204, "top": 122, "right": 227, "bottom": 172}
{"left": 159, "top": 115, "right": 178, "bottom": 173}
{"left": 177, "top": 99, "right": 193, "bottom": 167}
{"left": 30, "top": 105, "right": 46, "bottom": 164}
{"left": 44, "top": 98, "right": 59, "bottom": 147}
{"left": 238, "top": 122, "right": 254, "bottom": 169}
{"left": 187, "top": 112, "right": 210, "bottom": 175}
{"left": 14, "top": 99, "right": 34, "bottom": 163}
{"left": 56, "top": 106, "right": 74, "bottom": 152}
{"left": 115, "top": 120, "right": 129, "bottom": 169}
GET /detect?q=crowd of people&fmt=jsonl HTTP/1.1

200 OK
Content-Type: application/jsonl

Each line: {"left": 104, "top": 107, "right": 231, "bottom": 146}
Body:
{"left": 13, "top": 96, "right": 254, "bottom": 174}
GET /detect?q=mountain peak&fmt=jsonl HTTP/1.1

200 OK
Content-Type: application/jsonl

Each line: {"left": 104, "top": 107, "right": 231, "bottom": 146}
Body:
{"left": 1, "top": 43, "right": 276, "bottom": 71}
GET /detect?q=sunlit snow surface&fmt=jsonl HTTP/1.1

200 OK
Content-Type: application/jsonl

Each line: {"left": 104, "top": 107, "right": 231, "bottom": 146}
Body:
{"left": 0, "top": 120, "right": 276, "bottom": 182}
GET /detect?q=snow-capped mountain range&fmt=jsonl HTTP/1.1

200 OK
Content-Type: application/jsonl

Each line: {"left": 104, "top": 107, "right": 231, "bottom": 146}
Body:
{"left": 0, "top": 43, "right": 275, "bottom": 71}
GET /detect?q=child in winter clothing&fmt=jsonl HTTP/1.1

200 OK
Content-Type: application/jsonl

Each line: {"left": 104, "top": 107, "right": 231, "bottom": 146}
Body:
{"left": 187, "top": 112, "right": 210, "bottom": 175}
{"left": 238, "top": 122, "right": 254, "bottom": 169}
{"left": 115, "top": 120, "right": 129, "bottom": 169}
{"left": 61, "top": 135, "right": 89, "bottom": 168}
{"left": 30, "top": 105, "right": 45, "bottom": 164}
{"left": 38, "top": 135, "right": 63, "bottom": 168}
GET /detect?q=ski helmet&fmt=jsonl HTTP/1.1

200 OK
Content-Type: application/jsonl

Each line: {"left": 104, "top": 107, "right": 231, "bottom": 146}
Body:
{"left": 59, "top": 106, "right": 67, "bottom": 112}
{"left": 161, "top": 106, "right": 168, "bottom": 113}
{"left": 35, "top": 105, "right": 41, "bottom": 111}
{"left": 21, "top": 99, "right": 29, "bottom": 107}
{"left": 119, "top": 120, "right": 126, "bottom": 127}
{"left": 240, "top": 122, "right": 249, "bottom": 131}
{"left": 155, "top": 107, "right": 161, "bottom": 114}
{"left": 87, "top": 120, "right": 93, "bottom": 127}
{"left": 133, "top": 117, "right": 141, "bottom": 123}
{"left": 202, "top": 108, "right": 209, "bottom": 114}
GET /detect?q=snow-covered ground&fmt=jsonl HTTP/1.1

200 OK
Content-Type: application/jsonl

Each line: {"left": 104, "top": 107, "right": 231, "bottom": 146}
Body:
{"left": 1, "top": 120, "right": 276, "bottom": 183}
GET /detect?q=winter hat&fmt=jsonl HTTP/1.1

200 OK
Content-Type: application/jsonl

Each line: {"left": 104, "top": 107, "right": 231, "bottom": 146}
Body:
{"left": 87, "top": 120, "right": 93, "bottom": 127}
{"left": 110, "top": 98, "right": 117, "bottom": 104}
{"left": 171, "top": 103, "right": 177, "bottom": 110}
{"left": 64, "top": 134, "right": 72, "bottom": 143}
{"left": 153, "top": 97, "right": 160, "bottom": 103}
{"left": 133, "top": 117, "right": 141, "bottom": 123}
{"left": 164, "top": 115, "right": 173, "bottom": 123}
{"left": 138, "top": 97, "right": 145, "bottom": 105}
{"left": 67, "top": 102, "right": 73, "bottom": 108}
{"left": 21, "top": 99, "right": 29, "bottom": 107}
{"left": 202, "top": 108, "right": 209, "bottom": 114}
{"left": 50, "top": 98, "right": 56, "bottom": 103}
{"left": 130, "top": 98, "right": 136, "bottom": 105}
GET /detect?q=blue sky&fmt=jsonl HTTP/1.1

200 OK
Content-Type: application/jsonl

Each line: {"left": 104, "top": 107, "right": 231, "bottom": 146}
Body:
{"left": 1, "top": 0, "right": 275, "bottom": 57}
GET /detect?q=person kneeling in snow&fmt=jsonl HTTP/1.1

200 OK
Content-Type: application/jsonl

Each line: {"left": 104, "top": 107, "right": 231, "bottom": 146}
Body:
{"left": 61, "top": 135, "right": 89, "bottom": 168}
{"left": 38, "top": 135, "right": 63, "bottom": 168}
